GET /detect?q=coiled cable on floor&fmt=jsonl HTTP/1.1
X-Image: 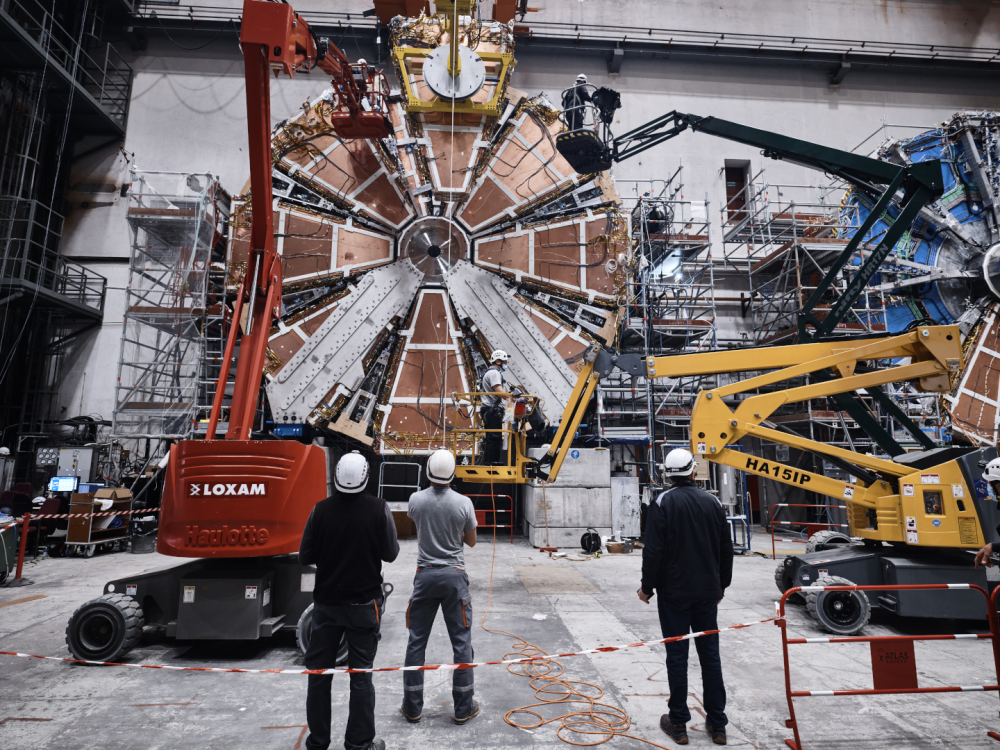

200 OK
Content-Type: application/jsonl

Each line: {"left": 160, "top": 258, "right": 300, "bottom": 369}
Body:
{"left": 480, "top": 479, "right": 671, "bottom": 749}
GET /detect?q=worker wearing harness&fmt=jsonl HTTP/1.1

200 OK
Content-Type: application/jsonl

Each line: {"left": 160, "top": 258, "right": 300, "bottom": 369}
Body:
{"left": 639, "top": 448, "right": 734, "bottom": 746}
{"left": 479, "top": 350, "right": 510, "bottom": 465}
{"left": 300, "top": 451, "right": 399, "bottom": 750}
{"left": 561, "top": 73, "right": 592, "bottom": 132}
{"left": 974, "top": 457, "right": 1000, "bottom": 569}
{"left": 401, "top": 450, "right": 480, "bottom": 725}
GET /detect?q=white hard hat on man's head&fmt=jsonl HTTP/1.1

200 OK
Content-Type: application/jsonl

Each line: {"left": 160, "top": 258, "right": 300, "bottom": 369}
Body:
{"left": 357, "top": 58, "right": 367, "bottom": 65}
{"left": 335, "top": 450, "right": 370, "bottom": 493}
{"left": 985, "top": 457, "right": 1000, "bottom": 483}
{"left": 662, "top": 447, "right": 696, "bottom": 477}
{"left": 576, "top": 74, "right": 588, "bottom": 83}
{"left": 489, "top": 349, "right": 508, "bottom": 363}
{"left": 427, "top": 449, "right": 456, "bottom": 484}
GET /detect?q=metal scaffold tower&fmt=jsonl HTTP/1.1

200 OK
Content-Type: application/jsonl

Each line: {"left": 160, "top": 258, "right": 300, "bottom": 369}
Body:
{"left": 600, "top": 171, "right": 717, "bottom": 451}
{"left": 720, "top": 170, "right": 884, "bottom": 345}
{"left": 112, "top": 170, "right": 230, "bottom": 440}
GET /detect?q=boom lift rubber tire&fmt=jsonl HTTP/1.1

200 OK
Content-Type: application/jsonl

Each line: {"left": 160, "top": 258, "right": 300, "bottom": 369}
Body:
{"left": 773, "top": 559, "right": 803, "bottom": 603}
{"left": 806, "top": 575, "right": 871, "bottom": 635}
{"left": 66, "top": 593, "right": 144, "bottom": 662}
{"left": 805, "top": 530, "right": 852, "bottom": 553}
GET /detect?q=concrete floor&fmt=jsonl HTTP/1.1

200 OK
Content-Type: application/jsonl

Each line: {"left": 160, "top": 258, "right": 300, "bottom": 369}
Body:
{"left": 1, "top": 532, "right": 999, "bottom": 750}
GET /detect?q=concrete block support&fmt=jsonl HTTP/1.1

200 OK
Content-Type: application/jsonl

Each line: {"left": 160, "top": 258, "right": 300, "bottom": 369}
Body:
{"left": 524, "top": 448, "right": 611, "bottom": 548}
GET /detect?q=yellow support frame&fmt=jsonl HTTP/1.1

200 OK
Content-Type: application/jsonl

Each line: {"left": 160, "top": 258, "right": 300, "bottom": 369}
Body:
{"left": 393, "top": 46, "right": 514, "bottom": 117}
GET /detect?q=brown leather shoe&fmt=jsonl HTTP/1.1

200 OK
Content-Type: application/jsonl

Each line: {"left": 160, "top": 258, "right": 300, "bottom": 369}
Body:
{"left": 454, "top": 699, "right": 480, "bottom": 725}
{"left": 659, "top": 715, "right": 689, "bottom": 744}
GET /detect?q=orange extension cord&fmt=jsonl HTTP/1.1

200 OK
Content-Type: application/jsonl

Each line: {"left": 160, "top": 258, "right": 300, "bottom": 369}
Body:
{"left": 480, "top": 480, "right": 672, "bottom": 749}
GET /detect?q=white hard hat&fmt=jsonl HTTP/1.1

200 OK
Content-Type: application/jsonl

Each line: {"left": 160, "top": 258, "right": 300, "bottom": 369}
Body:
{"left": 335, "top": 450, "right": 369, "bottom": 493}
{"left": 489, "top": 349, "right": 508, "bottom": 362}
{"left": 357, "top": 58, "right": 367, "bottom": 65}
{"left": 576, "top": 74, "right": 588, "bottom": 83}
{"left": 984, "top": 457, "right": 1000, "bottom": 483}
{"left": 663, "top": 447, "right": 696, "bottom": 477}
{"left": 427, "top": 449, "right": 456, "bottom": 484}
{"left": 0, "top": 447, "right": 9, "bottom": 456}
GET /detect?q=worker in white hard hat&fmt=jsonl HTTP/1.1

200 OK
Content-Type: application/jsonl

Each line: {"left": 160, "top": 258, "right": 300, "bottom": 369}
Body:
{"left": 299, "top": 450, "right": 399, "bottom": 750}
{"left": 561, "top": 73, "right": 592, "bottom": 132}
{"left": 639, "top": 447, "right": 733, "bottom": 746}
{"left": 479, "top": 350, "right": 511, "bottom": 465}
{"left": 401, "top": 449, "right": 480, "bottom": 725}
{"left": 974, "top": 457, "right": 1000, "bottom": 569}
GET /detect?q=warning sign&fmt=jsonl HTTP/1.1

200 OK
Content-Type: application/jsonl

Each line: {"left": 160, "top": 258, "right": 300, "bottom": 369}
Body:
{"left": 905, "top": 516, "right": 917, "bottom": 531}
{"left": 902, "top": 484, "right": 914, "bottom": 497}
{"left": 952, "top": 484, "right": 965, "bottom": 498}
{"left": 907, "top": 530, "right": 919, "bottom": 544}
{"left": 126, "top": 584, "right": 137, "bottom": 596}
{"left": 697, "top": 441, "right": 706, "bottom": 454}
{"left": 183, "top": 586, "right": 195, "bottom": 603}
{"left": 920, "top": 473, "right": 940, "bottom": 484}
{"left": 958, "top": 517, "right": 979, "bottom": 545}
{"left": 843, "top": 485, "right": 855, "bottom": 500}
{"left": 245, "top": 586, "right": 258, "bottom": 600}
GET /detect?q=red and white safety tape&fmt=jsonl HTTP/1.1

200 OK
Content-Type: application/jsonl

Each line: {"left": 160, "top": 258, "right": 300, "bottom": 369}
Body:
{"left": 11, "top": 509, "right": 152, "bottom": 521}
{"left": 0, "top": 616, "right": 780, "bottom": 674}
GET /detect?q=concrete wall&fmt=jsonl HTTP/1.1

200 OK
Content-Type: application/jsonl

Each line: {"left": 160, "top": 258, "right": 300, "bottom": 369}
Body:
{"left": 55, "top": 2, "right": 1000, "bottom": 430}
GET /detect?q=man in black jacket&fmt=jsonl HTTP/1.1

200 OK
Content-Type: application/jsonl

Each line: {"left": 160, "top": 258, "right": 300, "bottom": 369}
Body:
{"left": 300, "top": 450, "right": 400, "bottom": 750}
{"left": 639, "top": 448, "right": 734, "bottom": 746}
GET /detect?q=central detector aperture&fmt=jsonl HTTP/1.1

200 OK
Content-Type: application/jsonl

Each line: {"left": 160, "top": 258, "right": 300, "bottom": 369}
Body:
{"left": 398, "top": 217, "right": 469, "bottom": 282}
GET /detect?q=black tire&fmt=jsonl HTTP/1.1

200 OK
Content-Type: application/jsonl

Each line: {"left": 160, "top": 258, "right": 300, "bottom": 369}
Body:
{"left": 295, "top": 604, "right": 348, "bottom": 665}
{"left": 66, "top": 593, "right": 145, "bottom": 662}
{"left": 83, "top": 545, "right": 95, "bottom": 559}
{"left": 117, "top": 539, "right": 128, "bottom": 553}
{"left": 0, "top": 568, "right": 7, "bottom": 585}
{"left": 805, "top": 530, "right": 852, "bottom": 553}
{"left": 806, "top": 575, "right": 871, "bottom": 635}
{"left": 773, "top": 559, "right": 804, "bottom": 603}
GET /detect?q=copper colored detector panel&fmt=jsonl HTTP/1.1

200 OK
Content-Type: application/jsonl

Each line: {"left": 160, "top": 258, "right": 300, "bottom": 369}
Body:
{"left": 229, "top": 22, "right": 630, "bottom": 454}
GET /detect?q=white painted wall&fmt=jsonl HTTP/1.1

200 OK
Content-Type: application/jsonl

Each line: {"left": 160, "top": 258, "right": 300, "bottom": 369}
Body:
{"left": 55, "top": 4, "right": 1000, "bottom": 422}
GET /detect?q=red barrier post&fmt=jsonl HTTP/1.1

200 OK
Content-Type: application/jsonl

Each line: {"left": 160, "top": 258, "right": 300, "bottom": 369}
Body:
{"left": 14, "top": 513, "right": 29, "bottom": 581}
{"left": 779, "top": 583, "right": 1000, "bottom": 749}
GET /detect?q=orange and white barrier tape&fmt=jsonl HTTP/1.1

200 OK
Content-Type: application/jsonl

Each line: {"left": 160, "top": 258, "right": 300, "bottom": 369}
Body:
{"left": 0, "top": 616, "right": 780, "bottom": 674}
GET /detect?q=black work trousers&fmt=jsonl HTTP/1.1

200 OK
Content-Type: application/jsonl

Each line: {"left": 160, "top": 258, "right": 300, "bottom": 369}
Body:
{"left": 305, "top": 599, "right": 382, "bottom": 750}
{"left": 657, "top": 596, "right": 728, "bottom": 728}
{"left": 480, "top": 404, "right": 505, "bottom": 465}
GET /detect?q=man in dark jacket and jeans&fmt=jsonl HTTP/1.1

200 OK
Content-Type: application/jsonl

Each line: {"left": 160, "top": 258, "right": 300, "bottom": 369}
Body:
{"left": 300, "top": 450, "right": 400, "bottom": 750}
{"left": 639, "top": 448, "right": 734, "bottom": 746}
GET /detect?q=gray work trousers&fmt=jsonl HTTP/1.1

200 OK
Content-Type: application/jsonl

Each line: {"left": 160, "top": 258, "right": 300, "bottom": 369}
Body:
{"left": 402, "top": 566, "right": 475, "bottom": 718}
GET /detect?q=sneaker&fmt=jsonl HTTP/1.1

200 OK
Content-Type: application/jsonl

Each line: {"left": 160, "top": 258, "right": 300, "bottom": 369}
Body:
{"left": 707, "top": 724, "right": 727, "bottom": 745}
{"left": 659, "top": 715, "right": 688, "bottom": 745}
{"left": 367, "top": 740, "right": 386, "bottom": 750}
{"left": 399, "top": 705, "right": 421, "bottom": 724}
{"left": 454, "top": 699, "right": 480, "bottom": 725}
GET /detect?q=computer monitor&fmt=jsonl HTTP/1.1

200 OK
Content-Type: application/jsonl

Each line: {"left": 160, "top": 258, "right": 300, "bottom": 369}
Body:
{"left": 78, "top": 483, "right": 104, "bottom": 494}
{"left": 48, "top": 476, "right": 79, "bottom": 493}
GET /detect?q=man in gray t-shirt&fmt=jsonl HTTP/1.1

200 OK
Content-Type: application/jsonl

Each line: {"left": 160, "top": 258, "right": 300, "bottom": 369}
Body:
{"left": 400, "top": 450, "right": 480, "bottom": 726}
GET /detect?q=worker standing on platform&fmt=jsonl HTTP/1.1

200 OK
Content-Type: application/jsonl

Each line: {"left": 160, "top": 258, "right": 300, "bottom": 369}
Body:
{"left": 400, "top": 450, "right": 480, "bottom": 725}
{"left": 300, "top": 451, "right": 399, "bottom": 750}
{"left": 561, "top": 73, "right": 591, "bottom": 132}
{"left": 638, "top": 448, "right": 734, "bottom": 746}
{"left": 479, "top": 350, "right": 510, "bottom": 465}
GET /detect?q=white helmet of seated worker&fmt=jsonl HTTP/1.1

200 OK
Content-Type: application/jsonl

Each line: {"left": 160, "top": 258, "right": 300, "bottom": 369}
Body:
{"left": 984, "top": 457, "right": 1000, "bottom": 484}
{"left": 335, "top": 450, "right": 369, "bottom": 493}
{"left": 662, "top": 447, "right": 696, "bottom": 477}
{"left": 427, "top": 449, "right": 456, "bottom": 484}
{"left": 490, "top": 349, "right": 508, "bottom": 363}
{"left": 576, "top": 74, "right": 588, "bottom": 84}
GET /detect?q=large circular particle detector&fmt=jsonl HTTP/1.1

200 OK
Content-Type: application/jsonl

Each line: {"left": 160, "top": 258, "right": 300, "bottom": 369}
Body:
{"left": 422, "top": 45, "right": 486, "bottom": 101}
{"left": 398, "top": 216, "right": 469, "bottom": 281}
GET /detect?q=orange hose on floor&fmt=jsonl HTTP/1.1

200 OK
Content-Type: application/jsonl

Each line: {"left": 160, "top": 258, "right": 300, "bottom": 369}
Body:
{"left": 480, "top": 478, "right": 671, "bottom": 749}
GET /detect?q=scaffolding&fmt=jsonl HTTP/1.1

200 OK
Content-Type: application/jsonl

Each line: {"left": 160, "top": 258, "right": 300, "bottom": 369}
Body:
{"left": 720, "top": 170, "right": 884, "bottom": 345}
{"left": 113, "top": 170, "right": 230, "bottom": 440}
{"left": 598, "top": 172, "right": 717, "bottom": 467}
